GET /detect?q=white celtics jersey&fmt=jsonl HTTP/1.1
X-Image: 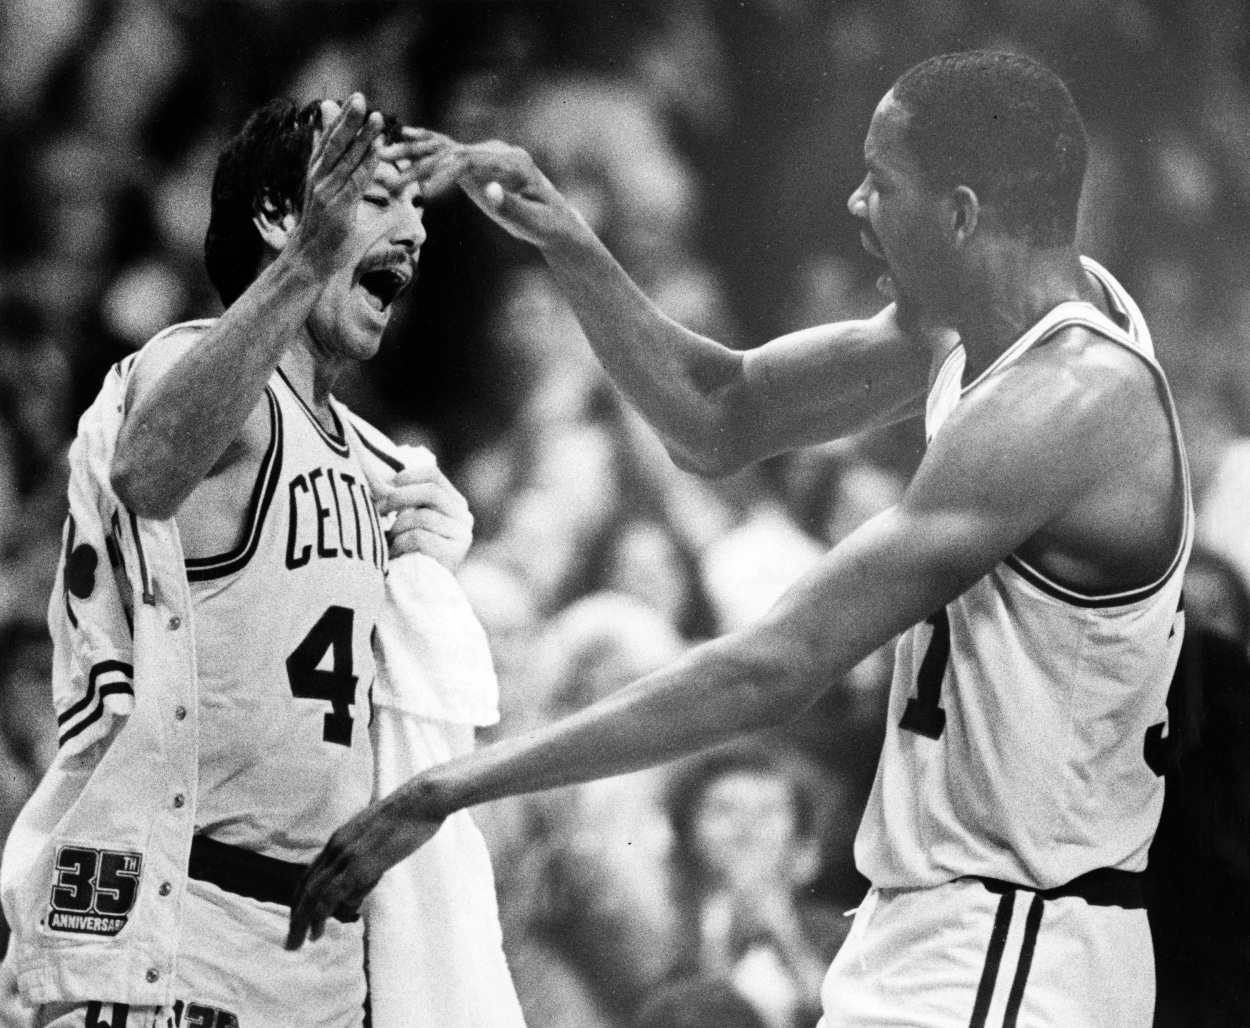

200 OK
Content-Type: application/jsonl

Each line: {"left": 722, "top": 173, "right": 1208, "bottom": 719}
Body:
{"left": 188, "top": 368, "right": 388, "bottom": 864}
{"left": 855, "top": 258, "right": 1193, "bottom": 890}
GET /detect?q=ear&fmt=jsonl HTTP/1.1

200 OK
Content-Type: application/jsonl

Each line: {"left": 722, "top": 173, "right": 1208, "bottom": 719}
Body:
{"left": 253, "top": 198, "right": 298, "bottom": 252}
{"left": 950, "top": 185, "right": 980, "bottom": 244}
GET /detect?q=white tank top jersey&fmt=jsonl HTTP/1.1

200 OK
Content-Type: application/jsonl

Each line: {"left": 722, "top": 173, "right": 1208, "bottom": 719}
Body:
{"left": 855, "top": 257, "right": 1194, "bottom": 891}
{"left": 188, "top": 365, "right": 388, "bottom": 865}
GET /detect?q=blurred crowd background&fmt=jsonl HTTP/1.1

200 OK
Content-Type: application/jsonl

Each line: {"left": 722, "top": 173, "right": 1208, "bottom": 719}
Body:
{"left": 1, "top": 1, "right": 1250, "bottom": 1027}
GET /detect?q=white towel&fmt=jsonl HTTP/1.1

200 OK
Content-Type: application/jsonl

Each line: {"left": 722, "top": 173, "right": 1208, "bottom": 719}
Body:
{"left": 346, "top": 427, "right": 525, "bottom": 1028}
{"left": 373, "top": 547, "right": 500, "bottom": 727}
{"left": 364, "top": 703, "right": 526, "bottom": 1028}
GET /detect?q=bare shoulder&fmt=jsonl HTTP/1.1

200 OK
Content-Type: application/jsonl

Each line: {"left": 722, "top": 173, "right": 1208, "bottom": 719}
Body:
{"left": 963, "top": 325, "right": 1163, "bottom": 449}
{"left": 125, "top": 320, "right": 273, "bottom": 476}
{"left": 918, "top": 323, "right": 1181, "bottom": 589}
{"left": 123, "top": 320, "right": 216, "bottom": 410}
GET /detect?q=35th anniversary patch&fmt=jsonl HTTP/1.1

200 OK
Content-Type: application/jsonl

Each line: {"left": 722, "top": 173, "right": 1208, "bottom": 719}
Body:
{"left": 48, "top": 845, "right": 142, "bottom": 936}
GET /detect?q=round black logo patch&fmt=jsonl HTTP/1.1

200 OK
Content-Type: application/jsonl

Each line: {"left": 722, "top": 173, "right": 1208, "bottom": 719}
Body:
{"left": 67, "top": 543, "right": 98, "bottom": 600}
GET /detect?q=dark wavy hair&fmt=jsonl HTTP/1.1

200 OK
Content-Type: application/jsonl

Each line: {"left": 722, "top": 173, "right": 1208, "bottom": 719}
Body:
{"left": 891, "top": 51, "right": 1088, "bottom": 247}
{"left": 664, "top": 741, "right": 830, "bottom": 891}
{"left": 204, "top": 98, "right": 401, "bottom": 307}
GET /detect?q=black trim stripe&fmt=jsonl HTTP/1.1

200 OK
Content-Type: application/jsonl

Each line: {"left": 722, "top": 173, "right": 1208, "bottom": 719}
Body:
{"left": 1002, "top": 894, "right": 1045, "bottom": 1028}
{"left": 1005, "top": 554, "right": 1171, "bottom": 609}
{"left": 59, "top": 682, "right": 135, "bottom": 748}
{"left": 57, "top": 660, "right": 136, "bottom": 727}
{"left": 968, "top": 891, "right": 1015, "bottom": 1028}
{"left": 351, "top": 424, "right": 405, "bottom": 473}
{"left": 58, "top": 661, "right": 135, "bottom": 748}
{"left": 277, "top": 368, "right": 350, "bottom": 456}
{"left": 186, "top": 389, "right": 284, "bottom": 581}
{"left": 127, "top": 510, "right": 155, "bottom": 606}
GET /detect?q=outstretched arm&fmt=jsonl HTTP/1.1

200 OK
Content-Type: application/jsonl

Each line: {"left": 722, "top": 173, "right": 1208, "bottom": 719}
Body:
{"left": 285, "top": 343, "right": 1135, "bottom": 949}
{"left": 391, "top": 130, "right": 934, "bottom": 476}
{"left": 111, "top": 96, "right": 385, "bottom": 519}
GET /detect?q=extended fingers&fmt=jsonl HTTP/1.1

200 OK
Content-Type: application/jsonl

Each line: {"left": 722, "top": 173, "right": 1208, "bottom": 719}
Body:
{"left": 287, "top": 847, "right": 346, "bottom": 949}
{"left": 309, "top": 94, "right": 366, "bottom": 180}
{"left": 310, "top": 95, "right": 385, "bottom": 194}
{"left": 333, "top": 112, "right": 386, "bottom": 193}
{"left": 377, "top": 125, "right": 452, "bottom": 163}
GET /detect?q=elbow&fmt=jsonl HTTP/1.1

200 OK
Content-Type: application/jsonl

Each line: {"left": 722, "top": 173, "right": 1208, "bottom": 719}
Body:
{"left": 711, "top": 632, "right": 820, "bottom": 731}
{"left": 110, "top": 451, "right": 181, "bottom": 521}
{"left": 664, "top": 430, "right": 752, "bottom": 480}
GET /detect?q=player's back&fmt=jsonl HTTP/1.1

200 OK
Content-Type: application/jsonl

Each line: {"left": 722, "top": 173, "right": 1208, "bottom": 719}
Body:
{"left": 856, "top": 258, "right": 1193, "bottom": 891}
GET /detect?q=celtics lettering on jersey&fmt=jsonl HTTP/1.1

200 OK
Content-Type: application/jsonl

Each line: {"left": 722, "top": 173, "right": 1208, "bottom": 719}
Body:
{"left": 286, "top": 466, "right": 386, "bottom": 572}
{"left": 188, "top": 371, "right": 388, "bottom": 862}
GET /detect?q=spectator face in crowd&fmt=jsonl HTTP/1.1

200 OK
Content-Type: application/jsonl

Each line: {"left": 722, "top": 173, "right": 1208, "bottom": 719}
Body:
{"left": 667, "top": 747, "right": 823, "bottom": 895}
{"left": 688, "top": 768, "right": 819, "bottom": 892}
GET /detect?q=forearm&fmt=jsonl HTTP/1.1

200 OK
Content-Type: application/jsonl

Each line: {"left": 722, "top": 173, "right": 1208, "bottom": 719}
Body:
{"left": 112, "top": 255, "right": 321, "bottom": 518}
{"left": 413, "top": 631, "right": 811, "bottom": 816}
{"left": 411, "top": 505, "right": 990, "bottom": 822}
{"left": 539, "top": 225, "right": 748, "bottom": 475}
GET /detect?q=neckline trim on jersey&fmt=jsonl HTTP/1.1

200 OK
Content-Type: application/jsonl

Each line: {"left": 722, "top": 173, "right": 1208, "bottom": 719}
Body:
{"left": 959, "top": 258, "right": 1142, "bottom": 399}
{"left": 276, "top": 367, "right": 350, "bottom": 456}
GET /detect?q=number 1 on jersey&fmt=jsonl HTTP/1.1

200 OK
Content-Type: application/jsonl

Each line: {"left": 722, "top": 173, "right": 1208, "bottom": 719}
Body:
{"left": 286, "top": 605, "right": 358, "bottom": 746}
{"left": 900, "top": 608, "right": 950, "bottom": 740}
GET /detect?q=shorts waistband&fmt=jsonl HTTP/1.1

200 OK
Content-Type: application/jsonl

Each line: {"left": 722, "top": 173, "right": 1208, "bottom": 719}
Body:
{"left": 187, "top": 834, "right": 360, "bottom": 922}
{"left": 968, "top": 867, "right": 1145, "bottom": 909}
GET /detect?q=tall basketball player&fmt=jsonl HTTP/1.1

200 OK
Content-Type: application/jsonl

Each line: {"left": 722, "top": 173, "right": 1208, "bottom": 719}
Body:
{"left": 1, "top": 95, "right": 472, "bottom": 1027}
{"left": 292, "top": 53, "right": 1190, "bottom": 1027}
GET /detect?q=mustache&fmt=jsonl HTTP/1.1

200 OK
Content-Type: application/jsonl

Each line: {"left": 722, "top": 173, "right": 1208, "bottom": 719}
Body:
{"left": 356, "top": 250, "right": 414, "bottom": 279}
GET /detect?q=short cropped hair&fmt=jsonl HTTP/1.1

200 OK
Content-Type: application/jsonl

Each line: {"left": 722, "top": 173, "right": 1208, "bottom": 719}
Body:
{"left": 204, "top": 99, "right": 401, "bottom": 308}
{"left": 891, "top": 51, "right": 1088, "bottom": 247}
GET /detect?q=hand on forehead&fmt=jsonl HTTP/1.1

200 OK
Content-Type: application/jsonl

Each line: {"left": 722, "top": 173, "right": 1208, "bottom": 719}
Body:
{"left": 319, "top": 97, "right": 413, "bottom": 173}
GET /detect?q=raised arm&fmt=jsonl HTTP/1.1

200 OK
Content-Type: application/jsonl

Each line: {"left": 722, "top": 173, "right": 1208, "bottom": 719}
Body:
{"left": 395, "top": 130, "right": 932, "bottom": 476}
{"left": 111, "top": 96, "right": 385, "bottom": 519}
{"left": 286, "top": 336, "right": 1146, "bottom": 948}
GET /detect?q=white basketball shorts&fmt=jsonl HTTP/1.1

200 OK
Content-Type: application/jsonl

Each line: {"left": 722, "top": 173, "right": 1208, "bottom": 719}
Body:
{"left": 35, "top": 877, "right": 366, "bottom": 1028}
{"left": 818, "top": 875, "right": 1154, "bottom": 1028}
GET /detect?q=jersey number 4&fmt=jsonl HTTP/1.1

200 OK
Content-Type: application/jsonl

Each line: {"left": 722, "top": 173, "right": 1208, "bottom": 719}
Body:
{"left": 286, "top": 605, "right": 358, "bottom": 746}
{"left": 900, "top": 608, "right": 950, "bottom": 740}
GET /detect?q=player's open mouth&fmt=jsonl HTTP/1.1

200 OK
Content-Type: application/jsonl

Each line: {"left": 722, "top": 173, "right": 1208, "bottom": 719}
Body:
{"left": 356, "top": 261, "right": 414, "bottom": 313}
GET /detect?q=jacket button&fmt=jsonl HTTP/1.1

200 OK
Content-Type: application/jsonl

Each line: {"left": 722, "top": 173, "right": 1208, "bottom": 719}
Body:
{"left": 174, "top": 706, "right": 187, "bottom": 721}
{"left": 173, "top": 794, "right": 185, "bottom": 809}
{"left": 159, "top": 882, "right": 172, "bottom": 897}
{"left": 146, "top": 968, "right": 160, "bottom": 983}
{"left": 168, "top": 616, "right": 181, "bottom": 631}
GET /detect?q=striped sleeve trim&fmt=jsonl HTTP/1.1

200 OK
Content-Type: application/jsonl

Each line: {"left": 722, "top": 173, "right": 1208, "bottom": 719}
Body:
{"left": 58, "top": 660, "right": 135, "bottom": 749}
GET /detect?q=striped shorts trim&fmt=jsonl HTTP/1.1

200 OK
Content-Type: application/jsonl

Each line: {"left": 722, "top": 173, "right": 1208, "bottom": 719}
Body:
{"left": 818, "top": 878, "right": 1154, "bottom": 1028}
